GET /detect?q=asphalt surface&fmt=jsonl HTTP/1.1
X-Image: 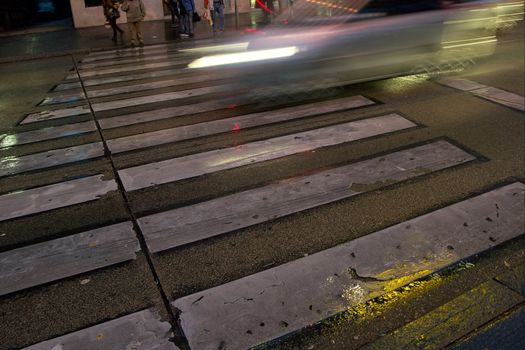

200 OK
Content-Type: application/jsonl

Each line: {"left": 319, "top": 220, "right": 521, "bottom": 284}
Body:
{"left": 0, "top": 14, "right": 524, "bottom": 350}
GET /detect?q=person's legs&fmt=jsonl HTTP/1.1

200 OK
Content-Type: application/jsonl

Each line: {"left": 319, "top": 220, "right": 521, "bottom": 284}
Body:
{"left": 169, "top": 5, "right": 175, "bottom": 24}
{"left": 110, "top": 18, "right": 118, "bottom": 40}
{"left": 136, "top": 21, "right": 144, "bottom": 45}
{"left": 187, "top": 10, "right": 194, "bottom": 36}
{"left": 128, "top": 22, "right": 138, "bottom": 45}
{"left": 181, "top": 13, "right": 188, "bottom": 34}
{"left": 110, "top": 18, "right": 123, "bottom": 40}
{"left": 217, "top": 3, "right": 224, "bottom": 31}
{"left": 211, "top": 6, "right": 216, "bottom": 32}
{"left": 171, "top": 1, "right": 180, "bottom": 22}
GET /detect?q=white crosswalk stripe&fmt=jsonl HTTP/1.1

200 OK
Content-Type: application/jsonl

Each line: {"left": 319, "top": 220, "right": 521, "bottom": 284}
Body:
{"left": 53, "top": 68, "right": 202, "bottom": 91}
{"left": 0, "top": 222, "right": 139, "bottom": 296}
{"left": 0, "top": 175, "right": 117, "bottom": 222}
{"left": 174, "top": 182, "right": 525, "bottom": 350}
{"left": 21, "top": 105, "right": 91, "bottom": 124}
{"left": 77, "top": 52, "right": 193, "bottom": 70}
{"left": 67, "top": 59, "right": 188, "bottom": 80}
{"left": 82, "top": 43, "right": 180, "bottom": 59}
{"left": 0, "top": 121, "right": 97, "bottom": 148}
{"left": 42, "top": 74, "right": 229, "bottom": 105}
{"left": 98, "top": 99, "right": 238, "bottom": 129}
{"left": 0, "top": 142, "right": 104, "bottom": 177}
{"left": 78, "top": 39, "right": 223, "bottom": 62}
{"left": 435, "top": 77, "right": 525, "bottom": 111}
{"left": 23, "top": 308, "right": 179, "bottom": 350}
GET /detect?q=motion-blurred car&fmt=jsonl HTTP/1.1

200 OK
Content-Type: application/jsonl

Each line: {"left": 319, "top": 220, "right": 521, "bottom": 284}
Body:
{"left": 189, "top": 0, "right": 523, "bottom": 97}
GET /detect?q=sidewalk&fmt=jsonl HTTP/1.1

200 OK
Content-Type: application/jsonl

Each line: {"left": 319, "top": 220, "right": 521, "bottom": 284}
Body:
{"left": 0, "top": 11, "right": 262, "bottom": 63}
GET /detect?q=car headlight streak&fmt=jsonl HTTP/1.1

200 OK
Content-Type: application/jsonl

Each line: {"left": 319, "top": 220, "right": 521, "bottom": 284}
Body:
{"left": 187, "top": 47, "right": 300, "bottom": 69}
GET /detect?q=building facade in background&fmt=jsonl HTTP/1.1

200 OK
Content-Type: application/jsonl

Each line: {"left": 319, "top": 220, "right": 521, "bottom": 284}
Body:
{"left": 72, "top": 0, "right": 252, "bottom": 28}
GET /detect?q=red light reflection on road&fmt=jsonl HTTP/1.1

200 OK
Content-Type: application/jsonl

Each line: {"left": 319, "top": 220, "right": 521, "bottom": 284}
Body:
{"left": 232, "top": 123, "right": 241, "bottom": 132}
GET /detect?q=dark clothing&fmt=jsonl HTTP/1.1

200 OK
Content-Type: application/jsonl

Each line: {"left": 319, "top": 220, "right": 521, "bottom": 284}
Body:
{"left": 170, "top": 0, "right": 181, "bottom": 19}
{"left": 103, "top": 0, "right": 123, "bottom": 40}
{"left": 109, "top": 17, "right": 124, "bottom": 39}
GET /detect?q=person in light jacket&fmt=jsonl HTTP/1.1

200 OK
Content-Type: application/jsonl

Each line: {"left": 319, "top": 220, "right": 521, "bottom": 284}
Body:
{"left": 180, "top": 0, "right": 195, "bottom": 37}
{"left": 121, "top": 0, "right": 146, "bottom": 46}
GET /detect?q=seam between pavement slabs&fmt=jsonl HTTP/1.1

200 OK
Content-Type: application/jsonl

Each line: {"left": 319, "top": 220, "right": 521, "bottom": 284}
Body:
{"left": 70, "top": 53, "right": 189, "bottom": 349}
{"left": 444, "top": 301, "right": 525, "bottom": 349}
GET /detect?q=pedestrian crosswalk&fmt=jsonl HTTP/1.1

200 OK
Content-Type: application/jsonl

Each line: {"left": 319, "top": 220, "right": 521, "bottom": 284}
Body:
{"left": 138, "top": 140, "right": 475, "bottom": 253}
{"left": 174, "top": 182, "right": 525, "bottom": 350}
{"left": 119, "top": 113, "right": 415, "bottom": 191}
{"left": 46, "top": 73, "right": 232, "bottom": 105}
{"left": 1, "top": 39, "right": 523, "bottom": 350}
{"left": 106, "top": 95, "right": 375, "bottom": 153}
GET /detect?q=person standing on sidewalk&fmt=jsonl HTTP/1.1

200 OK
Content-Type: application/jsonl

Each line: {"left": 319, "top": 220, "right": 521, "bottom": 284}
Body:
{"left": 180, "top": 0, "right": 196, "bottom": 37}
{"left": 121, "top": 0, "right": 146, "bottom": 46}
{"left": 103, "top": 0, "right": 124, "bottom": 42}
{"left": 205, "top": 0, "right": 225, "bottom": 33}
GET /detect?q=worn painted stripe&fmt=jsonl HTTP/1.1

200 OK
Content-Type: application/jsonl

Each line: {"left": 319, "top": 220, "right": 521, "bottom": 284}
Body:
{"left": 79, "top": 43, "right": 182, "bottom": 62}
{"left": 363, "top": 280, "right": 524, "bottom": 350}
{"left": 21, "top": 106, "right": 91, "bottom": 124}
{"left": 39, "top": 93, "right": 86, "bottom": 105}
{"left": 139, "top": 140, "right": 473, "bottom": 252}
{"left": 0, "top": 174, "right": 117, "bottom": 222}
{"left": 435, "top": 77, "right": 488, "bottom": 91}
{"left": 120, "top": 114, "right": 417, "bottom": 192}
{"left": 91, "top": 85, "right": 230, "bottom": 112}
{"left": 54, "top": 68, "right": 192, "bottom": 91}
{"left": 77, "top": 42, "right": 248, "bottom": 70}
{"left": 0, "top": 121, "right": 97, "bottom": 148}
{"left": 173, "top": 182, "right": 525, "bottom": 350}
{"left": 79, "top": 38, "right": 221, "bottom": 62}
{"left": 22, "top": 85, "right": 230, "bottom": 124}
{"left": 43, "top": 77, "right": 225, "bottom": 105}
{"left": 0, "top": 142, "right": 105, "bottom": 177}
{"left": 67, "top": 60, "right": 188, "bottom": 80}
{"left": 53, "top": 80, "right": 86, "bottom": 91}
{"left": 98, "top": 99, "right": 238, "bottom": 129}
{"left": 471, "top": 86, "right": 525, "bottom": 111}
{"left": 83, "top": 43, "right": 176, "bottom": 58}
{"left": 78, "top": 52, "right": 192, "bottom": 70}
{"left": 23, "top": 308, "right": 179, "bottom": 350}
{"left": 435, "top": 78, "right": 524, "bottom": 111}
{"left": 79, "top": 39, "right": 245, "bottom": 65}
{"left": 79, "top": 46, "right": 179, "bottom": 64}
{"left": 0, "top": 222, "right": 140, "bottom": 296}
{"left": 107, "top": 96, "right": 375, "bottom": 153}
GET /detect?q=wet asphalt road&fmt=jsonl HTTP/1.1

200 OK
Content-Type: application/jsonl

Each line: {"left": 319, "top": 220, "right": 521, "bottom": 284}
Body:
{"left": 0, "top": 21, "right": 524, "bottom": 350}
